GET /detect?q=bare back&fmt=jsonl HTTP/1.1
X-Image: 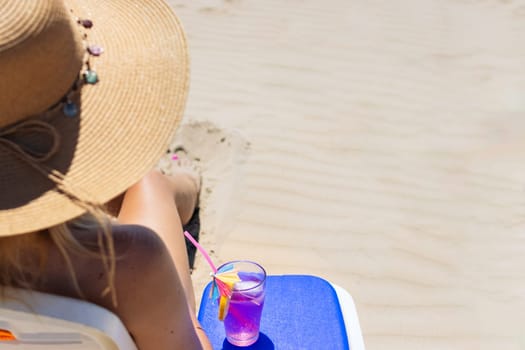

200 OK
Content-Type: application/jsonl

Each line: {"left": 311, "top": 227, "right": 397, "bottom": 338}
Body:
{"left": 32, "top": 224, "right": 204, "bottom": 350}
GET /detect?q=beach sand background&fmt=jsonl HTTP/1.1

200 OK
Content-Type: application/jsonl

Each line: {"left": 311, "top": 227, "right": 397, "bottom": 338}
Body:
{"left": 165, "top": 1, "right": 525, "bottom": 349}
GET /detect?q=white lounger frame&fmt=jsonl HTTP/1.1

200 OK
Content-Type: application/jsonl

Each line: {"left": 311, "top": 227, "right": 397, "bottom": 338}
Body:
{"left": 332, "top": 283, "right": 366, "bottom": 350}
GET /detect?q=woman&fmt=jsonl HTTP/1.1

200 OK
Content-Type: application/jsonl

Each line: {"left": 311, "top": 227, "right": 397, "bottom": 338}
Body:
{"left": 0, "top": 0, "right": 211, "bottom": 349}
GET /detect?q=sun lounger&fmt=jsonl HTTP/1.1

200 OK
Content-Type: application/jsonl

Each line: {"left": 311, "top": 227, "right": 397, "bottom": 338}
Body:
{"left": 0, "top": 275, "right": 364, "bottom": 350}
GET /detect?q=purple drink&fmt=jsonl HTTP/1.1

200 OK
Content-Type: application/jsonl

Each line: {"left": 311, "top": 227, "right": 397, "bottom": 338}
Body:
{"left": 219, "top": 262, "right": 266, "bottom": 347}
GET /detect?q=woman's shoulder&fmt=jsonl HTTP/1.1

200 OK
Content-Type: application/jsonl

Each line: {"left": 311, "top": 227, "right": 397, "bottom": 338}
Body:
{"left": 67, "top": 223, "right": 172, "bottom": 286}
{"left": 110, "top": 224, "right": 169, "bottom": 257}
{"left": 111, "top": 223, "right": 161, "bottom": 242}
{"left": 64, "top": 223, "right": 174, "bottom": 304}
{"left": 73, "top": 223, "right": 165, "bottom": 252}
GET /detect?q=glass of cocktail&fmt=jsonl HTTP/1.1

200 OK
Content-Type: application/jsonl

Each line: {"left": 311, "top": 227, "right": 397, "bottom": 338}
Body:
{"left": 217, "top": 260, "right": 266, "bottom": 347}
{"left": 182, "top": 232, "right": 267, "bottom": 347}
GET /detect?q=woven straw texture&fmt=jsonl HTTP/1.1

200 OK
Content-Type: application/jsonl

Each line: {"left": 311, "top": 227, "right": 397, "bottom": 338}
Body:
{"left": 0, "top": 0, "right": 189, "bottom": 235}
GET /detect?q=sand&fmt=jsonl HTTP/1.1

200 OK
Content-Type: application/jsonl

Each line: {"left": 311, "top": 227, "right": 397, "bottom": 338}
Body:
{"left": 165, "top": 1, "right": 525, "bottom": 349}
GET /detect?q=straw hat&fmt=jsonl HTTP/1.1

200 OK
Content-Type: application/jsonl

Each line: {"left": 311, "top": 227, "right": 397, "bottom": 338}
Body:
{"left": 0, "top": 0, "right": 189, "bottom": 236}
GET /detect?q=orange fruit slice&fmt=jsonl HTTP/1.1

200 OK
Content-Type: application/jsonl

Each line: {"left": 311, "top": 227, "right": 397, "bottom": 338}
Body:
{"left": 218, "top": 295, "right": 230, "bottom": 321}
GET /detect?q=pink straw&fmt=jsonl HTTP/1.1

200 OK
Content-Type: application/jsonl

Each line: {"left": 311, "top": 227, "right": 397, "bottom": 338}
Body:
{"left": 184, "top": 231, "right": 217, "bottom": 273}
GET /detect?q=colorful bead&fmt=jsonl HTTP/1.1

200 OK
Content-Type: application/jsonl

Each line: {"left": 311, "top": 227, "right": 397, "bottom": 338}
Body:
{"left": 63, "top": 101, "right": 78, "bottom": 117}
{"left": 87, "top": 45, "right": 104, "bottom": 56}
{"left": 78, "top": 19, "right": 93, "bottom": 28}
{"left": 84, "top": 70, "right": 99, "bottom": 84}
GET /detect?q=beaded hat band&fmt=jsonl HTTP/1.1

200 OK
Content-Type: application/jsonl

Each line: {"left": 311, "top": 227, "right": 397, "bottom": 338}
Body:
{"left": 0, "top": 0, "right": 189, "bottom": 236}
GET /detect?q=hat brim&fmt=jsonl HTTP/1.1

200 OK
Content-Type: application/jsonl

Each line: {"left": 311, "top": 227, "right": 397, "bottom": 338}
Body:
{"left": 0, "top": 0, "right": 189, "bottom": 235}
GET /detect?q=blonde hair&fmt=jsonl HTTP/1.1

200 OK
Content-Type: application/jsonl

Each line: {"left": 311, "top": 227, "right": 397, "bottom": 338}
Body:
{"left": 0, "top": 206, "right": 117, "bottom": 306}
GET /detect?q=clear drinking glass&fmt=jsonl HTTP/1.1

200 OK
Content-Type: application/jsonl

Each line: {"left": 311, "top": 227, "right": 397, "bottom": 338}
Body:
{"left": 219, "top": 260, "right": 267, "bottom": 347}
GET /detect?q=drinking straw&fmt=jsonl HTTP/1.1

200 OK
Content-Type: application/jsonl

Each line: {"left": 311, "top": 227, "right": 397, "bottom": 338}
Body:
{"left": 184, "top": 233, "right": 257, "bottom": 321}
{"left": 183, "top": 231, "right": 217, "bottom": 273}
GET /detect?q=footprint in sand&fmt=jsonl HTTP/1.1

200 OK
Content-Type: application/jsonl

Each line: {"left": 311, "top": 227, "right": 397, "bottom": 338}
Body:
{"left": 157, "top": 121, "right": 251, "bottom": 246}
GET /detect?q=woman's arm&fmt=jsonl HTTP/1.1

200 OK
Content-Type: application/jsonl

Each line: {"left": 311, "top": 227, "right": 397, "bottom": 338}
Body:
{"left": 99, "top": 224, "right": 211, "bottom": 350}
{"left": 75, "top": 168, "right": 212, "bottom": 349}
